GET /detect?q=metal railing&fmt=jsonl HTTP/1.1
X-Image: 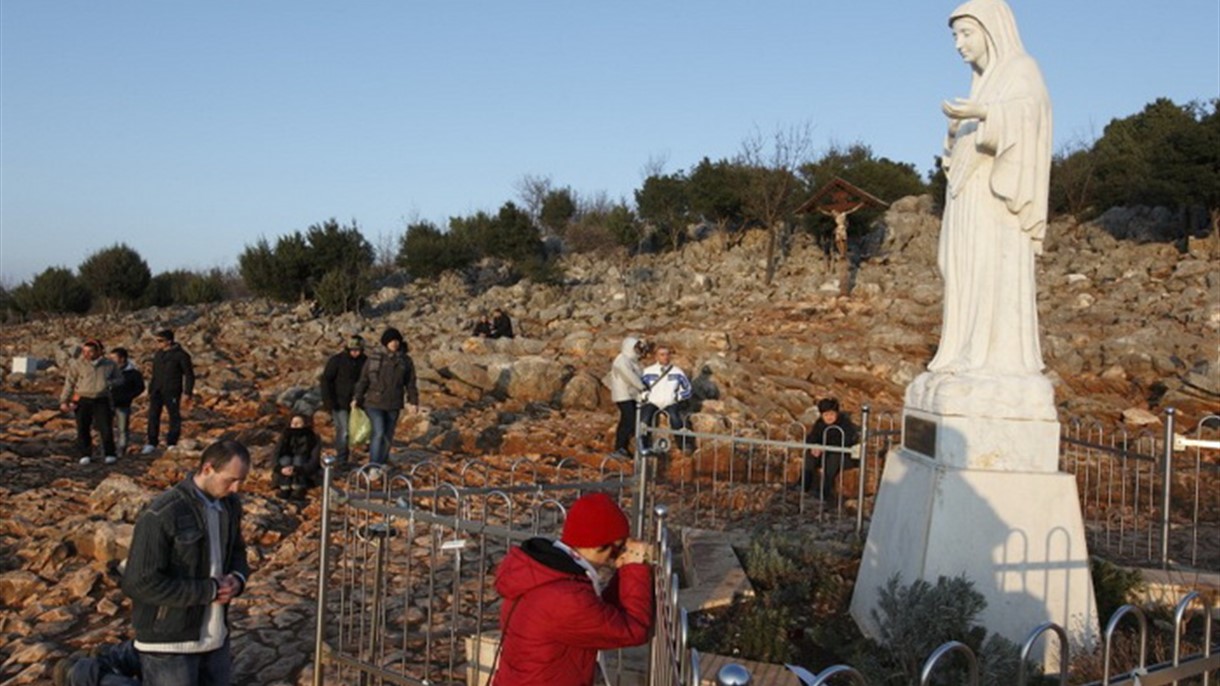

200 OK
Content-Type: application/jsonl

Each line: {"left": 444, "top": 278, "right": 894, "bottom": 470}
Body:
{"left": 310, "top": 455, "right": 637, "bottom": 685}
{"left": 635, "top": 405, "right": 893, "bottom": 536}
{"left": 308, "top": 407, "right": 1217, "bottom": 684}
{"left": 634, "top": 407, "right": 1217, "bottom": 573}
{"left": 723, "top": 592, "right": 1217, "bottom": 685}
{"left": 1062, "top": 412, "right": 1220, "bottom": 571}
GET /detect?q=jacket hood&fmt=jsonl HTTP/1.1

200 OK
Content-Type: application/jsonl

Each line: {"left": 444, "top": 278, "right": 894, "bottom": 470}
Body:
{"left": 620, "top": 336, "right": 640, "bottom": 360}
{"left": 495, "top": 538, "right": 586, "bottom": 601}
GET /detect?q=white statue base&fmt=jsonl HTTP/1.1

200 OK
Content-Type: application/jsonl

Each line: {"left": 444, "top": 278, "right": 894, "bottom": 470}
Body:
{"left": 851, "top": 377, "right": 1099, "bottom": 669}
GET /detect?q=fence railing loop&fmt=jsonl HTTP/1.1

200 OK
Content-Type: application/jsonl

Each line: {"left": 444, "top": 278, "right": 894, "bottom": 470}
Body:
{"left": 919, "top": 640, "right": 979, "bottom": 686}
{"left": 1102, "top": 603, "right": 1149, "bottom": 683}
{"left": 1018, "top": 621, "right": 1069, "bottom": 686}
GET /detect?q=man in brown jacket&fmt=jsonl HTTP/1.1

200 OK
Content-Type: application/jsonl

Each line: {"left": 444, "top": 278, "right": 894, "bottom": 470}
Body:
{"left": 60, "top": 338, "right": 121, "bottom": 465}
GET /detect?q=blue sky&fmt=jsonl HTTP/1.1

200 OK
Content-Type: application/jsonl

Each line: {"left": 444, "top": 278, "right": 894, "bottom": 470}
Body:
{"left": 2, "top": 1, "right": 1217, "bottom": 286}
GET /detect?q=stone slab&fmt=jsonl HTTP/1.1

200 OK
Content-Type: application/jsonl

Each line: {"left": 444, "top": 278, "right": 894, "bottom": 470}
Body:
{"left": 1134, "top": 567, "right": 1220, "bottom": 608}
{"left": 679, "top": 528, "right": 755, "bottom": 611}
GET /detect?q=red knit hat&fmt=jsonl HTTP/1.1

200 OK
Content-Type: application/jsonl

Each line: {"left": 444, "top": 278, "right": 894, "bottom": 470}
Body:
{"left": 560, "top": 493, "right": 630, "bottom": 548}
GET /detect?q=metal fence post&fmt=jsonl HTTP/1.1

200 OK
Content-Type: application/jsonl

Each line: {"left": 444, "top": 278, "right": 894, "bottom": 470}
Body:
{"left": 649, "top": 505, "right": 668, "bottom": 686}
{"left": 634, "top": 400, "right": 651, "bottom": 537}
{"left": 856, "top": 404, "right": 871, "bottom": 536}
{"left": 1161, "top": 407, "right": 1176, "bottom": 568}
{"left": 312, "top": 455, "right": 337, "bottom": 686}
{"left": 717, "top": 663, "right": 752, "bottom": 685}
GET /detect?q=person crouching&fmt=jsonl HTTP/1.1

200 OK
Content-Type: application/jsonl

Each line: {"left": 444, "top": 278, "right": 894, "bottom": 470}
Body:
{"left": 272, "top": 414, "right": 321, "bottom": 500}
{"left": 491, "top": 492, "right": 654, "bottom": 686}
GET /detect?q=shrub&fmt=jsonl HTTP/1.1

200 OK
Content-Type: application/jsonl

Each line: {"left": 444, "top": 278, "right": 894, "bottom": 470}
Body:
{"left": 182, "top": 269, "right": 227, "bottom": 304}
{"left": 77, "top": 243, "right": 151, "bottom": 312}
{"left": 0, "top": 284, "right": 19, "bottom": 323}
{"left": 142, "top": 269, "right": 228, "bottom": 307}
{"left": 142, "top": 271, "right": 190, "bottom": 308}
{"left": 1089, "top": 557, "right": 1145, "bottom": 623}
{"left": 12, "top": 267, "right": 92, "bottom": 316}
{"left": 314, "top": 268, "right": 371, "bottom": 315}
{"left": 540, "top": 188, "right": 577, "bottom": 236}
{"left": 855, "top": 574, "right": 1034, "bottom": 686}
{"left": 397, "top": 221, "right": 477, "bottom": 280}
{"left": 239, "top": 219, "right": 374, "bottom": 302}
{"left": 691, "top": 533, "right": 858, "bottom": 668}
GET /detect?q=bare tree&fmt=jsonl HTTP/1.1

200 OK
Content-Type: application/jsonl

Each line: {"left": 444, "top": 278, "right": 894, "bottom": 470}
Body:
{"left": 736, "top": 122, "right": 815, "bottom": 285}
{"left": 515, "top": 174, "right": 553, "bottom": 227}
{"left": 640, "top": 152, "right": 670, "bottom": 182}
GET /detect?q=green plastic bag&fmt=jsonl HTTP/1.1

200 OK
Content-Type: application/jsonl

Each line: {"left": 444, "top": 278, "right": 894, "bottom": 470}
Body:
{"left": 349, "top": 407, "right": 372, "bottom": 447}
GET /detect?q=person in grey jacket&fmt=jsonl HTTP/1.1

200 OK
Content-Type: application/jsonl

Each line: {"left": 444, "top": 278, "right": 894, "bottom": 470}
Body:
{"left": 121, "top": 439, "right": 251, "bottom": 686}
{"left": 353, "top": 327, "right": 419, "bottom": 474}
{"left": 608, "top": 336, "right": 647, "bottom": 457}
{"left": 60, "top": 338, "right": 120, "bottom": 465}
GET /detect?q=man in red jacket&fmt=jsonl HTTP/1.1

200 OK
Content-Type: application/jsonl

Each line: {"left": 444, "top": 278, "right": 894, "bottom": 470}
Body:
{"left": 492, "top": 492, "right": 654, "bottom": 686}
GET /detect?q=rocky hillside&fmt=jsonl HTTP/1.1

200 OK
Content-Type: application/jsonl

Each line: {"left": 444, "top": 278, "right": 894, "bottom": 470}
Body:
{"left": 0, "top": 197, "right": 1215, "bottom": 684}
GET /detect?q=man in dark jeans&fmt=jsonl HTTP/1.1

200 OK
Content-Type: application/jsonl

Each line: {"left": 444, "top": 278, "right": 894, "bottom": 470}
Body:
{"left": 122, "top": 439, "right": 251, "bottom": 686}
{"left": 804, "top": 398, "right": 859, "bottom": 499}
{"left": 353, "top": 327, "right": 419, "bottom": 479}
{"left": 142, "top": 329, "right": 195, "bottom": 454}
{"left": 320, "top": 335, "right": 367, "bottom": 466}
{"left": 60, "top": 338, "right": 120, "bottom": 465}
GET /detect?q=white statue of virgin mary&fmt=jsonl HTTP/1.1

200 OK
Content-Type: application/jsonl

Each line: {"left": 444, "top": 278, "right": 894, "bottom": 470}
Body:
{"left": 909, "top": 0, "right": 1055, "bottom": 418}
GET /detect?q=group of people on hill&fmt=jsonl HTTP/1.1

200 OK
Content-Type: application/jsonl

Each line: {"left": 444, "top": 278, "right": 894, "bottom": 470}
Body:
{"left": 605, "top": 335, "right": 859, "bottom": 498}
{"left": 471, "top": 307, "right": 515, "bottom": 339}
{"left": 53, "top": 325, "right": 855, "bottom": 686}
{"left": 58, "top": 329, "right": 194, "bottom": 466}
{"left": 606, "top": 336, "right": 694, "bottom": 459}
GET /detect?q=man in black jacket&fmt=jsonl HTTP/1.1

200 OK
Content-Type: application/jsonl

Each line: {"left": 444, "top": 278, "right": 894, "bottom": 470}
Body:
{"left": 142, "top": 329, "right": 195, "bottom": 455}
{"left": 489, "top": 307, "right": 515, "bottom": 339}
{"left": 353, "top": 327, "right": 419, "bottom": 477}
{"left": 122, "top": 439, "right": 251, "bottom": 686}
{"left": 803, "top": 398, "right": 860, "bottom": 500}
{"left": 319, "top": 335, "right": 366, "bottom": 466}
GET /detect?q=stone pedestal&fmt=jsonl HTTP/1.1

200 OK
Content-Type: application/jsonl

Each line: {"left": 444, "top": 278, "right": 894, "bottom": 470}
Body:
{"left": 851, "top": 389, "right": 1100, "bottom": 669}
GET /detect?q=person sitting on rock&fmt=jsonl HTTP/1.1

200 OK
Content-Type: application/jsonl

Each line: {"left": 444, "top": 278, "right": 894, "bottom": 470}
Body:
{"left": 639, "top": 345, "right": 693, "bottom": 454}
{"left": 804, "top": 398, "right": 860, "bottom": 499}
{"left": 272, "top": 413, "right": 322, "bottom": 500}
{"left": 489, "top": 307, "right": 515, "bottom": 339}
{"left": 472, "top": 313, "right": 493, "bottom": 338}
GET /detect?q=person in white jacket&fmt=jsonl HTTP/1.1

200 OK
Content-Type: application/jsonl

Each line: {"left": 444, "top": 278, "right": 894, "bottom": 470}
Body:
{"left": 608, "top": 336, "right": 647, "bottom": 457}
{"left": 640, "top": 346, "right": 692, "bottom": 452}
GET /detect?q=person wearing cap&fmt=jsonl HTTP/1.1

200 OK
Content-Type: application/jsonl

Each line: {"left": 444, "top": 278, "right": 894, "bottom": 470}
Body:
{"left": 141, "top": 329, "right": 196, "bottom": 455}
{"left": 319, "top": 335, "right": 367, "bottom": 466}
{"left": 803, "top": 397, "right": 860, "bottom": 499}
{"left": 60, "top": 338, "right": 121, "bottom": 465}
{"left": 492, "top": 492, "right": 653, "bottom": 686}
{"left": 353, "top": 327, "right": 419, "bottom": 475}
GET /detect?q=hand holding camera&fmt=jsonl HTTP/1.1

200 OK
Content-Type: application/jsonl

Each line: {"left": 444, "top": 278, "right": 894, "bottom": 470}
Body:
{"left": 614, "top": 539, "right": 651, "bottom": 568}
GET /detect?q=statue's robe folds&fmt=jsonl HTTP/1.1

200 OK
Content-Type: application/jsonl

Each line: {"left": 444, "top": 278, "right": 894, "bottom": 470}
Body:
{"left": 929, "top": 0, "right": 1052, "bottom": 378}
